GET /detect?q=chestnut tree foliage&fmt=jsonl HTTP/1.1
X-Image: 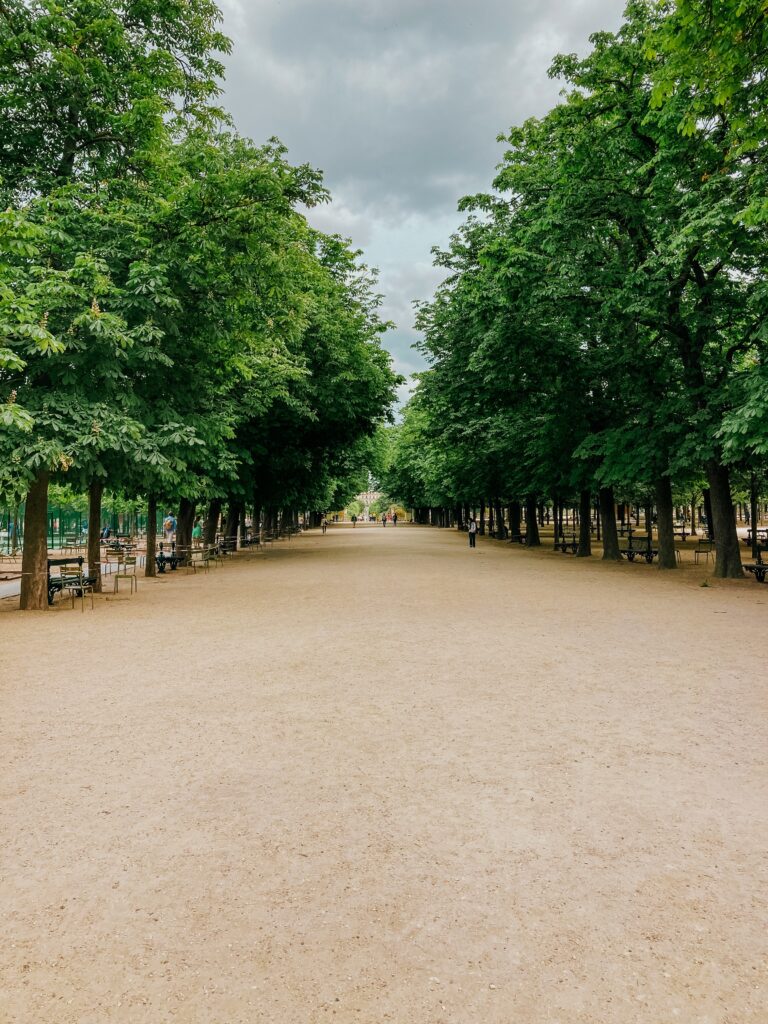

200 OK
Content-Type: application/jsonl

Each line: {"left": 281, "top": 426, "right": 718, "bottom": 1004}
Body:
{"left": 0, "top": 1, "right": 398, "bottom": 608}
{"left": 385, "top": 0, "right": 768, "bottom": 579}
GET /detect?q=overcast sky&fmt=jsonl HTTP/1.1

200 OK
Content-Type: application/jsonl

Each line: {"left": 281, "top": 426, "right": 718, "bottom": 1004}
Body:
{"left": 217, "top": 0, "right": 627, "bottom": 402}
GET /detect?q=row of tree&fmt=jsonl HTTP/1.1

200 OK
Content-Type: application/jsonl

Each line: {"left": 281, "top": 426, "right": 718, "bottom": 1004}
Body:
{"left": 382, "top": 0, "right": 768, "bottom": 578}
{"left": 0, "top": 1, "right": 399, "bottom": 609}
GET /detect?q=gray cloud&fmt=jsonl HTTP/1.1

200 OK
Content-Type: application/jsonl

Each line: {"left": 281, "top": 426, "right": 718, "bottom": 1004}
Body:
{"left": 218, "top": 0, "right": 627, "bottom": 384}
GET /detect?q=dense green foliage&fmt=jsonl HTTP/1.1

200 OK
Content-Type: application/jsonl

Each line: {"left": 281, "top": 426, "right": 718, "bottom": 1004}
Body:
{"left": 385, "top": 0, "right": 768, "bottom": 578}
{"left": 0, "top": 0, "right": 398, "bottom": 607}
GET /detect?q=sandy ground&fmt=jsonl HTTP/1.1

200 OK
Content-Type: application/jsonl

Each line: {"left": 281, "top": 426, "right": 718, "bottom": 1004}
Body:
{"left": 1, "top": 525, "right": 766, "bottom": 1024}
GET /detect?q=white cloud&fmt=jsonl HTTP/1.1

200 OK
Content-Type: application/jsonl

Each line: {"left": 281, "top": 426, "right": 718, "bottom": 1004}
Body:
{"left": 217, "top": 0, "right": 627, "bottom": 387}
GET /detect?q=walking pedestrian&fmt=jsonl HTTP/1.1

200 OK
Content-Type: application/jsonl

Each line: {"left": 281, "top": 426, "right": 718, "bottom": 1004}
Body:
{"left": 352, "top": 514, "right": 357, "bottom": 528}
{"left": 392, "top": 512, "right": 398, "bottom": 526}
{"left": 321, "top": 515, "right": 328, "bottom": 534}
{"left": 192, "top": 517, "right": 203, "bottom": 548}
{"left": 468, "top": 516, "right": 477, "bottom": 548}
{"left": 382, "top": 513, "right": 387, "bottom": 527}
{"left": 163, "top": 511, "right": 176, "bottom": 543}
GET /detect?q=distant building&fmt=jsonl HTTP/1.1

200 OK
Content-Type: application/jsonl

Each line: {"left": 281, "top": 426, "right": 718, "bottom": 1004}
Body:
{"left": 357, "top": 490, "right": 381, "bottom": 508}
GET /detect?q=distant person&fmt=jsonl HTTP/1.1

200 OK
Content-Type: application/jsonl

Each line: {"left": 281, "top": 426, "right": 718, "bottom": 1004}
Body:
{"left": 321, "top": 515, "right": 328, "bottom": 534}
{"left": 100, "top": 524, "right": 111, "bottom": 540}
{"left": 192, "top": 517, "right": 203, "bottom": 547}
{"left": 468, "top": 516, "right": 478, "bottom": 548}
{"left": 163, "top": 512, "right": 176, "bottom": 543}
{"left": 352, "top": 515, "right": 357, "bottom": 528}
{"left": 382, "top": 513, "right": 387, "bottom": 527}
{"left": 392, "top": 512, "right": 398, "bottom": 526}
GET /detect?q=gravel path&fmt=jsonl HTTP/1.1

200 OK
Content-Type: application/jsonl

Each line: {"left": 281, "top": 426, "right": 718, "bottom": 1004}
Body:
{"left": 1, "top": 525, "right": 766, "bottom": 1023}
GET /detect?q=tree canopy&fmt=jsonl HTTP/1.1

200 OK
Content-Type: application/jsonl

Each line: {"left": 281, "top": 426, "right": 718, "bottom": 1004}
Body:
{"left": 384, "top": 0, "right": 768, "bottom": 578}
{"left": 0, "top": 0, "right": 399, "bottom": 608}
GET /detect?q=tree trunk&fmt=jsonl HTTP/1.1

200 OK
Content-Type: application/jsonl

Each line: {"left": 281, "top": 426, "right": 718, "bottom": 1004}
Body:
{"left": 9, "top": 505, "right": 20, "bottom": 555}
{"left": 525, "top": 495, "right": 540, "bottom": 546}
{"left": 655, "top": 476, "right": 677, "bottom": 570}
{"left": 599, "top": 486, "right": 621, "bottom": 561}
{"left": 690, "top": 493, "right": 698, "bottom": 536}
{"left": 496, "top": 502, "right": 504, "bottom": 538}
{"left": 224, "top": 500, "right": 241, "bottom": 549}
{"left": 705, "top": 460, "right": 743, "bottom": 578}
{"left": 552, "top": 497, "right": 560, "bottom": 548}
{"left": 702, "top": 488, "right": 714, "bottom": 541}
{"left": 145, "top": 495, "right": 157, "bottom": 577}
{"left": 87, "top": 479, "right": 104, "bottom": 593}
{"left": 203, "top": 497, "right": 222, "bottom": 548}
{"left": 479, "top": 502, "right": 485, "bottom": 536}
{"left": 176, "top": 498, "right": 195, "bottom": 564}
{"left": 508, "top": 501, "right": 521, "bottom": 538}
{"left": 750, "top": 474, "right": 759, "bottom": 560}
{"left": 20, "top": 470, "right": 49, "bottom": 611}
{"left": 577, "top": 489, "right": 592, "bottom": 557}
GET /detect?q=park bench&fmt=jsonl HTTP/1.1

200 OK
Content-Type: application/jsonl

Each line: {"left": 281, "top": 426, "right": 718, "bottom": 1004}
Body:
{"left": 186, "top": 546, "right": 213, "bottom": 573}
{"left": 217, "top": 534, "right": 238, "bottom": 555}
{"left": 47, "top": 556, "right": 96, "bottom": 610}
{"left": 743, "top": 546, "right": 768, "bottom": 583}
{"left": 555, "top": 531, "right": 579, "bottom": 554}
{"left": 620, "top": 535, "right": 658, "bottom": 563}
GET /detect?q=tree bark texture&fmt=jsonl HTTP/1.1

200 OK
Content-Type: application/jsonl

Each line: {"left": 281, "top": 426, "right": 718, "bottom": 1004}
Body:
{"left": 224, "top": 500, "right": 241, "bottom": 548}
{"left": 508, "top": 501, "right": 521, "bottom": 538}
{"left": 750, "top": 474, "right": 759, "bottom": 560}
{"left": 525, "top": 495, "right": 540, "bottom": 546}
{"left": 87, "top": 479, "right": 104, "bottom": 592}
{"left": 203, "top": 497, "right": 222, "bottom": 548}
{"left": 20, "top": 470, "right": 50, "bottom": 611}
{"left": 703, "top": 488, "right": 714, "bottom": 541}
{"left": 176, "top": 498, "right": 196, "bottom": 564}
{"left": 655, "top": 476, "right": 677, "bottom": 570}
{"left": 599, "top": 486, "right": 621, "bottom": 561}
{"left": 705, "top": 460, "right": 743, "bottom": 578}
{"left": 145, "top": 494, "right": 157, "bottom": 577}
{"left": 577, "top": 489, "right": 592, "bottom": 557}
{"left": 494, "top": 502, "right": 505, "bottom": 539}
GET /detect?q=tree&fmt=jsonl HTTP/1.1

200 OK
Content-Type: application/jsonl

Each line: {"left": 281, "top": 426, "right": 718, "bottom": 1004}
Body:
{"left": 0, "top": 0, "right": 229, "bottom": 197}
